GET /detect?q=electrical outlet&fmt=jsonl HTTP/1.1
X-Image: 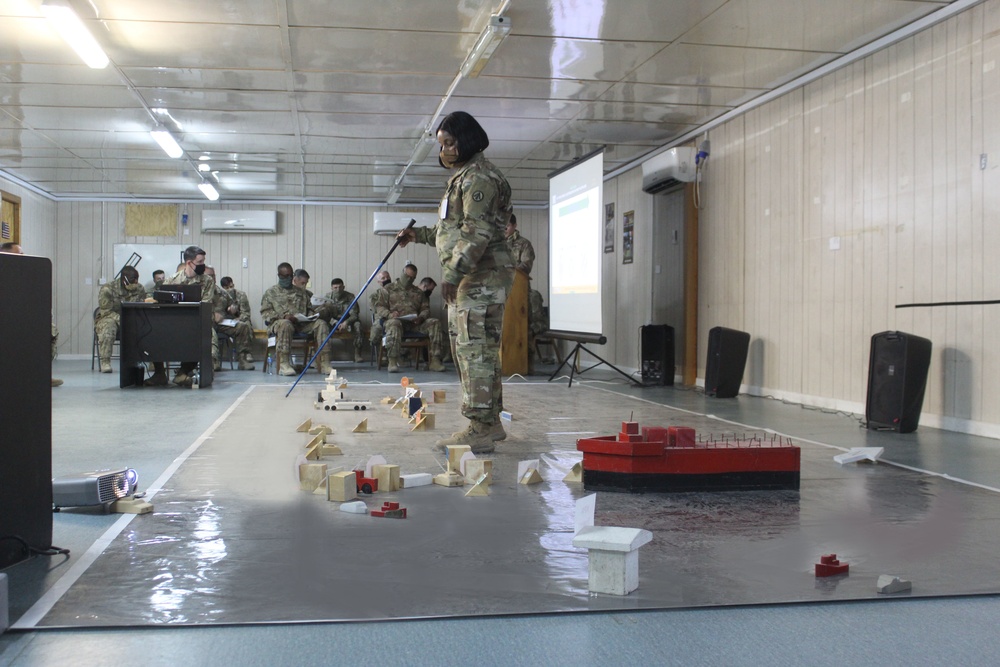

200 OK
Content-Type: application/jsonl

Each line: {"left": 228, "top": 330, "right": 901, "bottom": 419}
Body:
{"left": 242, "top": 257, "right": 248, "bottom": 268}
{"left": 981, "top": 153, "right": 988, "bottom": 170}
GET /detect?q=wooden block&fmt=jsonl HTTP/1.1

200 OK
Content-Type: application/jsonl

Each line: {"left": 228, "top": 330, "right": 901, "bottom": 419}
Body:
{"left": 306, "top": 433, "right": 325, "bottom": 449}
{"left": 411, "top": 412, "right": 435, "bottom": 431}
{"left": 400, "top": 473, "right": 433, "bottom": 488}
{"left": 111, "top": 496, "right": 153, "bottom": 514}
{"left": 328, "top": 470, "right": 358, "bottom": 502}
{"left": 308, "top": 424, "right": 332, "bottom": 436}
{"left": 380, "top": 396, "right": 394, "bottom": 404}
{"left": 564, "top": 461, "right": 583, "bottom": 483}
{"left": 352, "top": 418, "right": 368, "bottom": 433}
{"left": 320, "top": 444, "right": 343, "bottom": 457}
{"left": 519, "top": 468, "right": 543, "bottom": 485}
{"left": 372, "top": 464, "right": 400, "bottom": 492}
{"left": 446, "top": 445, "right": 472, "bottom": 473}
{"left": 312, "top": 475, "right": 329, "bottom": 496}
{"left": 338, "top": 381, "right": 348, "bottom": 390}
{"left": 464, "top": 474, "right": 489, "bottom": 497}
{"left": 464, "top": 459, "right": 493, "bottom": 485}
{"left": 433, "top": 390, "right": 446, "bottom": 403}
{"left": 296, "top": 418, "right": 312, "bottom": 433}
{"left": 305, "top": 443, "right": 321, "bottom": 460}
{"left": 298, "top": 463, "right": 328, "bottom": 491}
{"left": 433, "top": 471, "right": 465, "bottom": 487}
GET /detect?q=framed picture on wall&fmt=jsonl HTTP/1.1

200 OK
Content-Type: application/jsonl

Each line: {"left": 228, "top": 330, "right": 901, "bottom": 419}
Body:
{"left": 622, "top": 210, "right": 634, "bottom": 264}
{"left": 604, "top": 203, "right": 615, "bottom": 253}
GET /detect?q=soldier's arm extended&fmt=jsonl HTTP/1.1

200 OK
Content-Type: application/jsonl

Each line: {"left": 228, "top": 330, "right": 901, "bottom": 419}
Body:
{"left": 412, "top": 223, "right": 438, "bottom": 247}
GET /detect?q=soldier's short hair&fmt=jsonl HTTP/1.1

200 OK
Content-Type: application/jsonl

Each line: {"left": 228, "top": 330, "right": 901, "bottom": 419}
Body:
{"left": 403, "top": 263, "right": 418, "bottom": 275}
{"left": 220, "top": 276, "right": 234, "bottom": 288}
{"left": 121, "top": 265, "right": 139, "bottom": 283}
{"left": 420, "top": 277, "right": 436, "bottom": 288}
{"left": 153, "top": 269, "right": 165, "bottom": 279}
{"left": 277, "top": 262, "right": 293, "bottom": 273}
{"left": 509, "top": 213, "right": 517, "bottom": 227}
{"left": 293, "top": 268, "right": 310, "bottom": 280}
{"left": 0, "top": 242, "right": 21, "bottom": 253}
{"left": 183, "top": 246, "right": 205, "bottom": 262}
{"left": 331, "top": 278, "right": 344, "bottom": 286}
{"left": 436, "top": 111, "right": 489, "bottom": 164}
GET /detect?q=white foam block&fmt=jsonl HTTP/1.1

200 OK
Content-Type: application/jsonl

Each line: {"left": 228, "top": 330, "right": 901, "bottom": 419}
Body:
{"left": 339, "top": 501, "right": 368, "bottom": 514}
{"left": 575, "top": 494, "right": 597, "bottom": 536}
{"left": 834, "top": 447, "right": 884, "bottom": 465}
{"left": 400, "top": 473, "right": 433, "bottom": 488}
{"left": 876, "top": 575, "right": 912, "bottom": 594}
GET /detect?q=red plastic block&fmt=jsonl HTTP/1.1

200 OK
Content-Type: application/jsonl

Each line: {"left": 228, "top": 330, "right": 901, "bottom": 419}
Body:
{"left": 815, "top": 554, "right": 849, "bottom": 577}
{"left": 372, "top": 501, "right": 407, "bottom": 519}
{"left": 617, "top": 433, "right": 644, "bottom": 443}
{"left": 621, "top": 421, "right": 640, "bottom": 435}
{"left": 669, "top": 426, "right": 696, "bottom": 448}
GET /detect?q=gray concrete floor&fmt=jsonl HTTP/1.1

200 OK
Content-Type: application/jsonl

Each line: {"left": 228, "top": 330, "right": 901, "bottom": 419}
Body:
{"left": 3, "top": 358, "right": 1000, "bottom": 665}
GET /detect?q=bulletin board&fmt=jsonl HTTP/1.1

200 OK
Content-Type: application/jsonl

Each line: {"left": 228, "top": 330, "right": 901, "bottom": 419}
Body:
{"left": 113, "top": 244, "right": 188, "bottom": 282}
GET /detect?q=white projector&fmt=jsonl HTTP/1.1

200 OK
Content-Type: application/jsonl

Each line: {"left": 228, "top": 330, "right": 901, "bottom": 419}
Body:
{"left": 52, "top": 468, "right": 138, "bottom": 509}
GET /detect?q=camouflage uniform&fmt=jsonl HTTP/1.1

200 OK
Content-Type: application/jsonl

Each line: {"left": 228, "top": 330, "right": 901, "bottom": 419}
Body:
{"left": 260, "top": 283, "right": 331, "bottom": 371}
{"left": 164, "top": 269, "right": 223, "bottom": 376}
{"left": 215, "top": 287, "right": 255, "bottom": 368}
{"left": 413, "top": 152, "right": 514, "bottom": 424}
{"left": 373, "top": 277, "right": 444, "bottom": 361}
{"left": 506, "top": 229, "right": 535, "bottom": 275}
{"left": 95, "top": 280, "right": 147, "bottom": 366}
{"left": 527, "top": 288, "right": 548, "bottom": 367}
{"left": 369, "top": 287, "right": 387, "bottom": 346}
{"left": 320, "top": 289, "right": 365, "bottom": 359}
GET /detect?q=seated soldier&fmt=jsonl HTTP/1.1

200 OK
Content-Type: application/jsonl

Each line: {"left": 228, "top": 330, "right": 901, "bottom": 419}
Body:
{"left": 95, "top": 265, "right": 146, "bottom": 373}
{"left": 261, "top": 262, "right": 331, "bottom": 376}
{"left": 147, "top": 246, "right": 224, "bottom": 387}
{"left": 209, "top": 270, "right": 254, "bottom": 371}
{"left": 373, "top": 262, "right": 445, "bottom": 373}
{"left": 144, "top": 269, "right": 165, "bottom": 299}
{"left": 528, "top": 287, "right": 551, "bottom": 369}
{"left": 368, "top": 270, "right": 392, "bottom": 351}
{"left": 317, "top": 278, "right": 365, "bottom": 363}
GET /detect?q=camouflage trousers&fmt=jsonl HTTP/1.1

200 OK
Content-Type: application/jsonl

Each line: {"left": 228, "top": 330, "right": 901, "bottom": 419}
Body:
{"left": 451, "top": 267, "right": 513, "bottom": 423}
{"left": 51, "top": 322, "right": 58, "bottom": 361}
{"left": 94, "top": 314, "right": 120, "bottom": 361}
{"left": 384, "top": 317, "right": 443, "bottom": 359}
{"left": 214, "top": 321, "right": 253, "bottom": 360}
{"left": 269, "top": 318, "right": 331, "bottom": 360}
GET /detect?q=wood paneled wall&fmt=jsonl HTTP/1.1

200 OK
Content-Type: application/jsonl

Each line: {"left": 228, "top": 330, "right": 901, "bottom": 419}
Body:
{"left": 694, "top": 0, "right": 1000, "bottom": 436}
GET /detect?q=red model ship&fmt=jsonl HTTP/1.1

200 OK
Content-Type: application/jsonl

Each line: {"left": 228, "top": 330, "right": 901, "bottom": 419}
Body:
{"left": 576, "top": 422, "right": 800, "bottom": 493}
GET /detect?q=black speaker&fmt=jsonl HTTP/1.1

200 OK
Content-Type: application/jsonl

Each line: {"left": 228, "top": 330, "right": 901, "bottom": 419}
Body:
{"left": 865, "top": 331, "right": 932, "bottom": 433}
{"left": 705, "top": 326, "right": 750, "bottom": 398}
{"left": 640, "top": 324, "right": 674, "bottom": 386}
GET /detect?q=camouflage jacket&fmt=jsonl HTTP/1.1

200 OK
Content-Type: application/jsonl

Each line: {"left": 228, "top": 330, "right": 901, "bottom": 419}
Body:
{"left": 322, "top": 290, "right": 359, "bottom": 327}
{"left": 373, "top": 278, "right": 429, "bottom": 321}
{"left": 222, "top": 288, "right": 253, "bottom": 326}
{"left": 506, "top": 229, "right": 535, "bottom": 275}
{"left": 528, "top": 288, "right": 548, "bottom": 335}
{"left": 165, "top": 270, "right": 224, "bottom": 316}
{"left": 96, "top": 281, "right": 146, "bottom": 322}
{"left": 414, "top": 152, "right": 513, "bottom": 285}
{"left": 260, "top": 284, "right": 311, "bottom": 325}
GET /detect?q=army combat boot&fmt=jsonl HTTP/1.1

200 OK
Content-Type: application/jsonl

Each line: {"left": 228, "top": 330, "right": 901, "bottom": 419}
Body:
{"left": 278, "top": 359, "right": 297, "bottom": 376}
{"left": 238, "top": 352, "right": 255, "bottom": 371}
{"left": 387, "top": 356, "right": 400, "bottom": 373}
{"left": 428, "top": 355, "right": 445, "bottom": 372}
{"left": 433, "top": 420, "right": 495, "bottom": 454}
{"left": 99, "top": 357, "right": 113, "bottom": 373}
{"left": 490, "top": 421, "right": 507, "bottom": 441}
{"left": 319, "top": 354, "right": 332, "bottom": 375}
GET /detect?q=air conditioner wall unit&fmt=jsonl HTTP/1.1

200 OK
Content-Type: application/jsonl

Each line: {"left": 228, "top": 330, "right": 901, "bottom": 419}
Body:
{"left": 201, "top": 210, "right": 277, "bottom": 233}
{"left": 373, "top": 212, "right": 437, "bottom": 236}
{"left": 641, "top": 147, "right": 697, "bottom": 194}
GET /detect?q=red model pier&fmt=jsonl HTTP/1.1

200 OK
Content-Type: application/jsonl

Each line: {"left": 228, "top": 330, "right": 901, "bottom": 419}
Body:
{"left": 576, "top": 422, "right": 800, "bottom": 493}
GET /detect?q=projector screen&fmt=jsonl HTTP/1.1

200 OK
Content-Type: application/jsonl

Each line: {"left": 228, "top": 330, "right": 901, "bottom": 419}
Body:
{"left": 548, "top": 148, "right": 604, "bottom": 335}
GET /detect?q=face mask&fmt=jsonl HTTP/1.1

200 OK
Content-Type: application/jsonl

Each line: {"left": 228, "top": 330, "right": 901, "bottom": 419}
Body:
{"left": 401, "top": 274, "right": 415, "bottom": 287}
{"left": 423, "top": 289, "right": 433, "bottom": 298}
{"left": 194, "top": 264, "right": 206, "bottom": 276}
{"left": 379, "top": 277, "right": 390, "bottom": 286}
{"left": 154, "top": 279, "right": 163, "bottom": 288}
{"left": 278, "top": 276, "right": 293, "bottom": 289}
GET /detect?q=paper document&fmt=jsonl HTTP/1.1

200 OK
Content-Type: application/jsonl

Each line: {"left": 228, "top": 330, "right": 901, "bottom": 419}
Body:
{"left": 310, "top": 295, "right": 333, "bottom": 306}
{"left": 219, "top": 318, "right": 239, "bottom": 327}
{"left": 397, "top": 313, "right": 418, "bottom": 321}
{"left": 295, "top": 313, "right": 319, "bottom": 323}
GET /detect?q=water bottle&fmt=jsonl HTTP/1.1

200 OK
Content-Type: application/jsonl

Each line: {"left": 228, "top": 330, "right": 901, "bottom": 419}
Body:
{"left": 191, "top": 371, "right": 200, "bottom": 389}
{"left": 266, "top": 354, "right": 273, "bottom": 375}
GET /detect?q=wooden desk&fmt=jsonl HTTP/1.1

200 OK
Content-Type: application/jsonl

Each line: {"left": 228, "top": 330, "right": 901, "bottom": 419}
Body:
{"left": 120, "top": 302, "right": 213, "bottom": 388}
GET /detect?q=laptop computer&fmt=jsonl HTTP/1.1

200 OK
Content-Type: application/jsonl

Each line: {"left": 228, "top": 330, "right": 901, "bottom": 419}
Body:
{"left": 157, "top": 283, "right": 203, "bottom": 303}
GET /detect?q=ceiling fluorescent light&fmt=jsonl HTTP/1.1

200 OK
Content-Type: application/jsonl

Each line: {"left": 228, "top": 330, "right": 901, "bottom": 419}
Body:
{"left": 40, "top": 0, "right": 109, "bottom": 69}
{"left": 460, "top": 14, "right": 511, "bottom": 78}
{"left": 198, "top": 181, "right": 220, "bottom": 201}
{"left": 150, "top": 125, "right": 183, "bottom": 158}
{"left": 386, "top": 183, "right": 403, "bottom": 205}
{"left": 408, "top": 134, "right": 436, "bottom": 165}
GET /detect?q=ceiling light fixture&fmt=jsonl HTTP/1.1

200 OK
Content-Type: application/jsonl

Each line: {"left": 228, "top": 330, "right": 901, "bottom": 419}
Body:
{"left": 198, "top": 181, "right": 220, "bottom": 201}
{"left": 40, "top": 0, "right": 109, "bottom": 69}
{"left": 460, "top": 14, "right": 511, "bottom": 78}
{"left": 150, "top": 125, "right": 183, "bottom": 158}
{"left": 408, "top": 133, "right": 437, "bottom": 165}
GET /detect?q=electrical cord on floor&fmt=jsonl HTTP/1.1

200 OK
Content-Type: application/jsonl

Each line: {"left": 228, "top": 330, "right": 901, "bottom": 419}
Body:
{"left": 743, "top": 392, "right": 866, "bottom": 427}
{"left": 0, "top": 534, "right": 70, "bottom": 560}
